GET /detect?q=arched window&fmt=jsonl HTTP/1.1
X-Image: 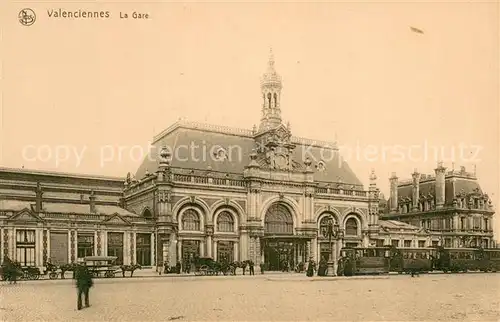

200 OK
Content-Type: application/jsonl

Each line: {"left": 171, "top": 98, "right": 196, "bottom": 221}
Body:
{"left": 274, "top": 93, "right": 278, "bottom": 107}
{"left": 182, "top": 209, "right": 200, "bottom": 231}
{"left": 217, "top": 211, "right": 234, "bottom": 232}
{"left": 142, "top": 208, "right": 152, "bottom": 218}
{"left": 267, "top": 93, "right": 272, "bottom": 108}
{"left": 345, "top": 218, "right": 358, "bottom": 236}
{"left": 264, "top": 204, "right": 293, "bottom": 234}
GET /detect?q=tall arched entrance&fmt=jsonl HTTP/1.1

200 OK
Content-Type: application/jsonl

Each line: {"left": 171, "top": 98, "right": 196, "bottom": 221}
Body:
{"left": 262, "top": 203, "right": 305, "bottom": 271}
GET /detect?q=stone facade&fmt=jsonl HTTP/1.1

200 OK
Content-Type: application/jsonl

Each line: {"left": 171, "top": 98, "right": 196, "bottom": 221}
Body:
{"left": 381, "top": 164, "right": 495, "bottom": 249}
{"left": 0, "top": 168, "right": 154, "bottom": 272}
{"left": 0, "top": 51, "right": 496, "bottom": 273}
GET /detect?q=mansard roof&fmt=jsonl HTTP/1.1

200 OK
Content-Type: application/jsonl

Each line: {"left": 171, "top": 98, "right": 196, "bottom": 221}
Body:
{"left": 394, "top": 176, "right": 484, "bottom": 206}
{"left": 135, "top": 120, "right": 363, "bottom": 186}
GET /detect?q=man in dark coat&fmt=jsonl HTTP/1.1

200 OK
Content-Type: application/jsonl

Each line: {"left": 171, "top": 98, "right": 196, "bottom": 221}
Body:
{"left": 248, "top": 260, "right": 255, "bottom": 275}
{"left": 75, "top": 264, "right": 93, "bottom": 310}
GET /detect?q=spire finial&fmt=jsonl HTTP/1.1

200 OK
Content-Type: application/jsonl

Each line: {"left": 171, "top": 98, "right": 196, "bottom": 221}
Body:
{"left": 268, "top": 47, "right": 275, "bottom": 69}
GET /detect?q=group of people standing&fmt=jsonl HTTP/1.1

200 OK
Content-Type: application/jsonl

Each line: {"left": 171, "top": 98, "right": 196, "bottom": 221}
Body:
{"left": 305, "top": 256, "right": 354, "bottom": 277}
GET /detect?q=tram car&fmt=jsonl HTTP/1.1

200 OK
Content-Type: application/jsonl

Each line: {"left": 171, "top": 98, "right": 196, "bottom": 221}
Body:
{"left": 389, "top": 247, "right": 436, "bottom": 274}
{"left": 434, "top": 247, "right": 500, "bottom": 273}
{"left": 340, "top": 247, "right": 391, "bottom": 275}
{"left": 480, "top": 249, "right": 500, "bottom": 272}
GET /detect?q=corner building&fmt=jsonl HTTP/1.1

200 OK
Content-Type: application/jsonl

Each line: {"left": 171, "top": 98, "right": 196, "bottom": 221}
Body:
{"left": 380, "top": 165, "right": 495, "bottom": 249}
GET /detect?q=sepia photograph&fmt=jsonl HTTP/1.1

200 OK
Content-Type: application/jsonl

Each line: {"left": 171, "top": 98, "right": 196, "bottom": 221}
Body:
{"left": 0, "top": 1, "right": 499, "bottom": 321}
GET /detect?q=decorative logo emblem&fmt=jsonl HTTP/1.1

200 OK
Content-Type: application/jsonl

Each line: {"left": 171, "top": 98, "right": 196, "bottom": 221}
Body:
{"left": 19, "top": 8, "right": 36, "bottom": 26}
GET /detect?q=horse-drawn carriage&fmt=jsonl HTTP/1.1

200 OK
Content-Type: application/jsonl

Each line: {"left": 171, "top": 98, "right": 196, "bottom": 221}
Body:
{"left": 83, "top": 256, "right": 121, "bottom": 278}
{"left": 194, "top": 257, "right": 222, "bottom": 276}
{"left": 1, "top": 258, "right": 60, "bottom": 281}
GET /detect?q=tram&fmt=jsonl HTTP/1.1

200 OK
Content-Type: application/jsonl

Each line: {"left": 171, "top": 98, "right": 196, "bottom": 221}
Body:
{"left": 389, "top": 247, "right": 436, "bottom": 274}
{"left": 338, "top": 246, "right": 500, "bottom": 275}
{"left": 340, "top": 247, "right": 391, "bottom": 275}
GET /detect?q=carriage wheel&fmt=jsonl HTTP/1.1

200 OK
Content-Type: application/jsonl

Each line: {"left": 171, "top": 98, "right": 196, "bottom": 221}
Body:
{"left": 49, "top": 272, "right": 58, "bottom": 279}
{"left": 34, "top": 274, "right": 40, "bottom": 280}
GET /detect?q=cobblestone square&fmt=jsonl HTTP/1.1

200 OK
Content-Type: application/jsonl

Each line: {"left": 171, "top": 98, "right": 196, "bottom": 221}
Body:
{"left": 1, "top": 273, "right": 499, "bottom": 321}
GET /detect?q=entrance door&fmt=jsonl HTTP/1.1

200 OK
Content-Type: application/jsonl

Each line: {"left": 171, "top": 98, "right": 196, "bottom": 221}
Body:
{"left": 181, "top": 240, "right": 200, "bottom": 271}
{"left": 264, "top": 240, "right": 294, "bottom": 271}
{"left": 217, "top": 241, "right": 234, "bottom": 263}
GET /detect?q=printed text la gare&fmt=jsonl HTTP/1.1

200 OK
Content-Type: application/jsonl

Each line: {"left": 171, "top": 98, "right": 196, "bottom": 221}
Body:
{"left": 120, "top": 11, "right": 149, "bottom": 19}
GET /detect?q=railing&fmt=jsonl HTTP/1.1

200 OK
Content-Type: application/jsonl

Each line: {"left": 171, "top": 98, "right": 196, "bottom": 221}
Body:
{"left": 171, "top": 173, "right": 246, "bottom": 188}
{"left": 315, "top": 187, "right": 368, "bottom": 197}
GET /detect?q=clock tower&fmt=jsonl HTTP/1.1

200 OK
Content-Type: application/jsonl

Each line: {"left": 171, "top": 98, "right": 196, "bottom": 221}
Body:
{"left": 254, "top": 49, "right": 298, "bottom": 172}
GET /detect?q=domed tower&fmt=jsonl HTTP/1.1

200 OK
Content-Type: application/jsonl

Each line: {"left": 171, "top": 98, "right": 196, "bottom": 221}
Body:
{"left": 259, "top": 48, "right": 283, "bottom": 132}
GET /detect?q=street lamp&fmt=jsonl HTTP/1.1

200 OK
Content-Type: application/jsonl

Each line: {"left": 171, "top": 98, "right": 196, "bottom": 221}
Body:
{"left": 321, "top": 215, "right": 342, "bottom": 276}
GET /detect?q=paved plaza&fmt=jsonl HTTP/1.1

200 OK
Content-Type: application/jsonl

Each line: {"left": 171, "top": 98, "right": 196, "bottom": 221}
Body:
{"left": 1, "top": 273, "right": 499, "bottom": 321}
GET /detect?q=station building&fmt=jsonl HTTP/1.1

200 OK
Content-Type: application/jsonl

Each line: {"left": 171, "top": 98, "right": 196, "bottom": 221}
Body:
{"left": 0, "top": 52, "right": 495, "bottom": 273}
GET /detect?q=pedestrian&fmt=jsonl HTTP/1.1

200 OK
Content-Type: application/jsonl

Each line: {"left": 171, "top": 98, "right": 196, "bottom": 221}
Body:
{"left": 259, "top": 263, "right": 265, "bottom": 274}
{"left": 249, "top": 260, "right": 255, "bottom": 275}
{"left": 242, "top": 261, "right": 247, "bottom": 275}
{"left": 75, "top": 264, "right": 93, "bottom": 310}
{"left": 176, "top": 261, "right": 181, "bottom": 274}
{"left": 306, "top": 257, "right": 316, "bottom": 277}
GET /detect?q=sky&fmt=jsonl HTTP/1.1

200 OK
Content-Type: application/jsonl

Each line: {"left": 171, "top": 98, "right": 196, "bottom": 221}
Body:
{"left": 1, "top": 1, "right": 499, "bottom": 238}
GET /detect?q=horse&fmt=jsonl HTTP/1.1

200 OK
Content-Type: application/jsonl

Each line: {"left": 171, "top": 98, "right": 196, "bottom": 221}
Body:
{"left": 1, "top": 260, "right": 23, "bottom": 283}
{"left": 60, "top": 263, "right": 78, "bottom": 279}
{"left": 120, "top": 264, "right": 142, "bottom": 277}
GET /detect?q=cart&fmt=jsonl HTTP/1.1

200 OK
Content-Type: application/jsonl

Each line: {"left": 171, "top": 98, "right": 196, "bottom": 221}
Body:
{"left": 83, "top": 256, "right": 121, "bottom": 278}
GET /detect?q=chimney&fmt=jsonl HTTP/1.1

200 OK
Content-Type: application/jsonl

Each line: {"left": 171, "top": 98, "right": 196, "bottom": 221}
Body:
{"left": 35, "top": 182, "right": 43, "bottom": 213}
{"left": 434, "top": 162, "right": 447, "bottom": 209}
{"left": 389, "top": 172, "right": 398, "bottom": 213}
{"left": 411, "top": 169, "right": 420, "bottom": 212}
{"left": 89, "top": 190, "right": 97, "bottom": 213}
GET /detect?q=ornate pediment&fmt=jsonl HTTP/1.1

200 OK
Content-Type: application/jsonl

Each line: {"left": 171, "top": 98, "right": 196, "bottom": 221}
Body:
{"left": 8, "top": 208, "right": 43, "bottom": 222}
{"left": 101, "top": 213, "right": 131, "bottom": 226}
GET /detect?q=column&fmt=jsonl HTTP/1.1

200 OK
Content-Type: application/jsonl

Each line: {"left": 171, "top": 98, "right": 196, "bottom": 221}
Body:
{"left": 1, "top": 228, "right": 3, "bottom": 264}
{"left": 96, "top": 230, "right": 102, "bottom": 256}
{"left": 162, "top": 237, "right": 169, "bottom": 266}
{"left": 35, "top": 228, "right": 42, "bottom": 268}
{"left": 199, "top": 240, "right": 205, "bottom": 257}
{"left": 239, "top": 231, "right": 248, "bottom": 261}
{"left": 68, "top": 230, "right": 72, "bottom": 263}
{"left": 169, "top": 233, "right": 177, "bottom": 264}
{"left": 10, "top": 228, "right": 15, "bottom": 259}
{"left": 177, "top": 240, "right": 182, "bottom": 262}
{"left": 71, "top": 230, "right": 77, "bottom": 263}
{"left": 94, "top": 231, "right": 98, "bottom": 256}
{"left": 102, "top": 231, "right": 108, "bottom": 256}
{"left": 234, "top": 241, "right": 239, "bottom": 262}
{"left": 255, "top": 237, "right": 261, "bottom": 265}
{"left": 206, "top": 235, "right": 212, "bottom": 258}
{"left": 311, "top": 236, "right": 317, "bottom": 262}
{"left": 248, "top": 237, "right": 255, "bottom": 262}
{"left": 213, "top": 240, "right": 218, "bottom": 261}
{"left": 123, "top": 232, "right": 130, "bottom": 265}
{"left": 151, "top": 233, "right": 156, "bottom": 266}
{"left": 131, "top": 232, "right": 137, "bottom": 264}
